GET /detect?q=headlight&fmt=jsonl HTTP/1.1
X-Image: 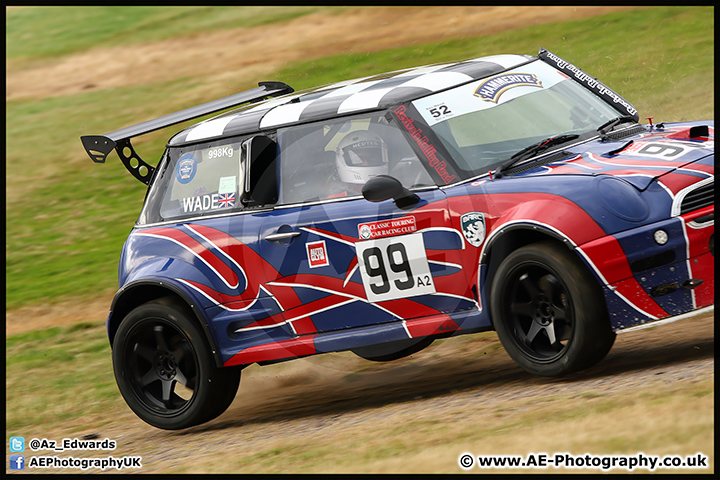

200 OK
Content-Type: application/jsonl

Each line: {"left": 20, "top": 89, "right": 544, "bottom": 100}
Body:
{"left": 653, "top": 229, "right": 669, "bottom": 245}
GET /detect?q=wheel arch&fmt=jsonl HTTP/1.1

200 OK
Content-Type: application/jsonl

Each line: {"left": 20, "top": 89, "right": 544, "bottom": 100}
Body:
{"left": 480, "top": 223, "right": 579, "bottom": 326}
{"left": 108, "top": 280, "right": 223, "bottom": 367}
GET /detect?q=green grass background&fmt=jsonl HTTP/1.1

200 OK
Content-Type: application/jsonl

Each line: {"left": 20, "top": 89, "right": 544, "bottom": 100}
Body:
{"left": 4, "top": 3, "right": 714, "bottom": 450}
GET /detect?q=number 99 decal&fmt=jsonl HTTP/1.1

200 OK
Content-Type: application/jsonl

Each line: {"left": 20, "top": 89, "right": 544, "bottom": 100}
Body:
{"left": 355, "top": 233, "right": 435, "bottom": 303}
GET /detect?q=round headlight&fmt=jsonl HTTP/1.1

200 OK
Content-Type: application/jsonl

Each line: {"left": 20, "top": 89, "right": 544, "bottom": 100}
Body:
{"left": 653, "top": 229, "right": 669, "bottom": 245}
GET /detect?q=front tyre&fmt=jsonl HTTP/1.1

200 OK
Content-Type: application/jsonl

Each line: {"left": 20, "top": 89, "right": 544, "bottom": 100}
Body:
{"left": 112, "top": 301, "right": 241, "bottom": 429}
{"left": 490, "top": 242, "right": 615, "bottom": 376}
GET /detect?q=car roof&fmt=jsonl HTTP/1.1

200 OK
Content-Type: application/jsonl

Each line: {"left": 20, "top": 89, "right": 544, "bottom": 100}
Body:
{"left": 168, "top": 53, "right": 534, "bottom": 146}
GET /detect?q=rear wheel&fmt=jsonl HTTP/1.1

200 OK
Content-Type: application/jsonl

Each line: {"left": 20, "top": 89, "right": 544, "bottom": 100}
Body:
{"left": 490, "top": 241, "right": 615, "bottom": 376}
{"left": 112, "top": 301, "right": 240, "bottom": 429}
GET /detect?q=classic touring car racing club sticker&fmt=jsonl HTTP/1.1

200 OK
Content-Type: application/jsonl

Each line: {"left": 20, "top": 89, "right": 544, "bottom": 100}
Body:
{"left": 474, "top": 73, "right": 542, "bottom": 103}
{"left": 358, "top": 216, "right": 417, "bottom": 240}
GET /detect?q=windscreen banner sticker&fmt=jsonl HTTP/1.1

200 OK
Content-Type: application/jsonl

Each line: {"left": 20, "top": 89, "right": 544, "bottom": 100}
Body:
{"left": 306, "top": 240, "right": 330, "bottom": 268}
{"left": 358, "top": 216, "right": 417, "bottom": 240}
{"left": 474, "top": 73, "right": 542, "bottom": 103}
{"left": 413, "top": 61, "right": 562, "bottom": 127}
{"left": 356, "top": 232, "right": 435, "bottom": 303}
{"left": 538, "top": 48, "right": 638, "bottom": 119}
{"left": 394, "top": 105, "right": 456, "bottom": 184}
{"left": 460, "top": 212, "right": 486, "bottom": 247}
{"left": 182, "top": 192, "right": 235, "bottom": 213}
{"left": 176, "top": 154, "right": 197, "bottom": 184}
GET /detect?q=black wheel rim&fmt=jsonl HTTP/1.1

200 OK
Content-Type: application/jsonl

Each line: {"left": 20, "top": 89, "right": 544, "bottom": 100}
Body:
{"left": 123, "top": 318, "right": 199, "bottom": 417}
{"left": 502, "top": 261, "right": 574, "bottom": 363}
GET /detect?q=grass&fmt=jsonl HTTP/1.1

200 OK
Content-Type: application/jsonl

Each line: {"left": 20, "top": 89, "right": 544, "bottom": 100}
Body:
{"left": 274, "top": 6, "right": 713, "bottom": 121}
{"left": 5, "top": 6, "right": 714, "bottom": 311}
{"left": 5, "top": 6, "right": 346, "bottom": 61}
{"left": 5, "top": 322, "right": 124, "bottom": 433}
{"left": 5, "top": 79, "right": 207, "bottom": 307}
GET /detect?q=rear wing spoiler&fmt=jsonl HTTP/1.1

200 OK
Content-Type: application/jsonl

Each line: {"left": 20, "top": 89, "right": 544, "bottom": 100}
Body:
{"left": 81, "top": 81, "right": 293, "bottom": 185}
{"left": 537, "top": 48, "right": 639, "bottom": 122}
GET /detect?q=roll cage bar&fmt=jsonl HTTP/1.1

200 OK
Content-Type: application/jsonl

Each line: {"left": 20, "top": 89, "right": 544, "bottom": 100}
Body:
{"left": 81, "top": 81, "right": 293, "bottom": 185}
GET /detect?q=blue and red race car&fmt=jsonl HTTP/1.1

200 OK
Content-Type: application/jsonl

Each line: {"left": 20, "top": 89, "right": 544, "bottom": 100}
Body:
{"left": 82, "top": 48, "right": 714, "bottom": 429}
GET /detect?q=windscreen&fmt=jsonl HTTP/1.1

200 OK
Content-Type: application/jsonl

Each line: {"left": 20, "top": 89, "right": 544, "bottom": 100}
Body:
{"left": 412, "top": 59, "right": 624, "bottom": 176}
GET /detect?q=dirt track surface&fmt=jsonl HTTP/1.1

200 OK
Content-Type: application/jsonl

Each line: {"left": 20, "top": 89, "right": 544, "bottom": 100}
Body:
{"left": 25, "top": 312, "right": 713, "bottom": 473}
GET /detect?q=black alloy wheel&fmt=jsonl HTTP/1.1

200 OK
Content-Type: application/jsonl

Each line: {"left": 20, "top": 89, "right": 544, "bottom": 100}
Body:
{"left": 113, "top": 300, "right": 240, "bottom": 430}
{"left": 490, "top": 241, "right": 615, "bottom": 376}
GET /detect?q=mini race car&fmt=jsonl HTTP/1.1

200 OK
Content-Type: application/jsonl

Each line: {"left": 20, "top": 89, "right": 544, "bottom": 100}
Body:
{"left": 82, "top": 48, "right": 714, "bottom": 430}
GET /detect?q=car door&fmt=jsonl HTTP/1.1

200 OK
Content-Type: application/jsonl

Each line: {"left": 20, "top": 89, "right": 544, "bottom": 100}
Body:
{"left": 258, "top": 113, "right": 477, "bottom": 336}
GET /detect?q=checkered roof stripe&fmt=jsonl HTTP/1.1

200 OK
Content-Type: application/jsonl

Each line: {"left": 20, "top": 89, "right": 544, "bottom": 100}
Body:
{"left": 169, "top": 54, "right": 533, "bottom": 145}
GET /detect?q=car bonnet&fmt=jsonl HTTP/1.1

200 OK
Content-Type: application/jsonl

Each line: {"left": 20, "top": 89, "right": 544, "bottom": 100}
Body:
{"left": 515, "top": 121, "right": 714, "bottom": 191}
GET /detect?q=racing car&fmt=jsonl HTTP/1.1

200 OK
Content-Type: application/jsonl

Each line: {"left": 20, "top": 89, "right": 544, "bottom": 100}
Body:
{"left": 82, "top": 48, "right": 714, "bottom": 429}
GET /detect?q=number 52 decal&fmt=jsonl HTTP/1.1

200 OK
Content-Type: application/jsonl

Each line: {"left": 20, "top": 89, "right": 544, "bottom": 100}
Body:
{"left": 355, "top": 232, "right": 435, "bottom": 303}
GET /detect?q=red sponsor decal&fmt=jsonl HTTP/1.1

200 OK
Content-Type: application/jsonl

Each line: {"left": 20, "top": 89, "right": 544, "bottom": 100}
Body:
{"left": 306, "top": 240, "right": 329, "bottom": 268}
{"left": 394, "top": 105, "right": 456, "bottom": 184}
{"left": 358, "top": 216, "right": 417, "bottom": 239}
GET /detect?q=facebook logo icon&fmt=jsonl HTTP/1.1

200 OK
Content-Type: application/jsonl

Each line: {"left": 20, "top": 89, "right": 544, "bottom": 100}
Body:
{"left": 10, "top": 455, "right": 25, "bottom": 470}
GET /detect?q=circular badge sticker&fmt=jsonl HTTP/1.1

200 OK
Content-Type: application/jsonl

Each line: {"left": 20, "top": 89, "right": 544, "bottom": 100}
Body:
{"left": 176, "top": 154, "right": 197, "bottom": 184}
{"left": 359, "top": 224, "right": 372, "bottom": 240}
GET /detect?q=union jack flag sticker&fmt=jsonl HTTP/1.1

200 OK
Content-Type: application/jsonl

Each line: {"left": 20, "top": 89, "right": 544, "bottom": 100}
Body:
{"left": 218, "top": 192, "right": 235, "bottom": 208}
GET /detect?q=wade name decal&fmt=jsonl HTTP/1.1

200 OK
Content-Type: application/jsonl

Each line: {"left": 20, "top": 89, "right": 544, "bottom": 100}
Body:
{"left": 182, "top": 192, "right": 235, "bottom": 213}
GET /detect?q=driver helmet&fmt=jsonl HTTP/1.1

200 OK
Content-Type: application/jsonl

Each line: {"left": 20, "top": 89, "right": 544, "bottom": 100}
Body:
{"left": 335, "top": 130, "right": 388, "bottom": 184}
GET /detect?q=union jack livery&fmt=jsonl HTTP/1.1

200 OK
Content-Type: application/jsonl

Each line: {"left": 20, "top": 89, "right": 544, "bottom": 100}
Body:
{"left": 82, "top": 48, "right": 714, "bottom": 430}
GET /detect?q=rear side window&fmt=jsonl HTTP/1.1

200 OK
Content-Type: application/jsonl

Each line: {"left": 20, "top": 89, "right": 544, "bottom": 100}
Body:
{"left": 136, "top": 138, "right": 247, "bottom": 224}
{"left": 160, "top": 141, "right": 244, "bottom": 220}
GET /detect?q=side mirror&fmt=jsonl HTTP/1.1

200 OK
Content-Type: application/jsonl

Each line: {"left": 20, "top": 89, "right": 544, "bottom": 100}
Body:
{"left": 362, "top": 175, "right": 420, "bottom": 210}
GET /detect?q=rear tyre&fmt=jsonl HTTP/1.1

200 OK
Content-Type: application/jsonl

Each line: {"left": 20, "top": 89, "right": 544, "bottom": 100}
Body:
{"left": 112, "top": 301, "right": 241, "bottom": 429}
{"left": 490, "top": 241, "right": 615, "bottom": 376}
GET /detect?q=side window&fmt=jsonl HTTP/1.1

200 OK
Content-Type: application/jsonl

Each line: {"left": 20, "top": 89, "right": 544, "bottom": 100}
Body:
{"left": 159, "top": 140, "right": 244, "bottom": 220}
{"left": 243, "top": 135, "right": 279, "bottom": 207}
{"left": 277, "top": 113, "right": 433, "bottom": 205}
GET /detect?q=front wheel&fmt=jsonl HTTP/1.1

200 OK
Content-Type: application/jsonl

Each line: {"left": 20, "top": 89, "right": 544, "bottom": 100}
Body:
{"left": 112, "top": 300, "right": 241, "bottom": 429}
{"left": 490, "top": 242, "right": 615, "bottom": 376}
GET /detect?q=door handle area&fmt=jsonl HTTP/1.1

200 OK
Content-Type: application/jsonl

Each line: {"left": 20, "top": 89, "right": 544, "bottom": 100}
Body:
{"left": 265, "top": 231, "right": 301, "bottom": 242}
